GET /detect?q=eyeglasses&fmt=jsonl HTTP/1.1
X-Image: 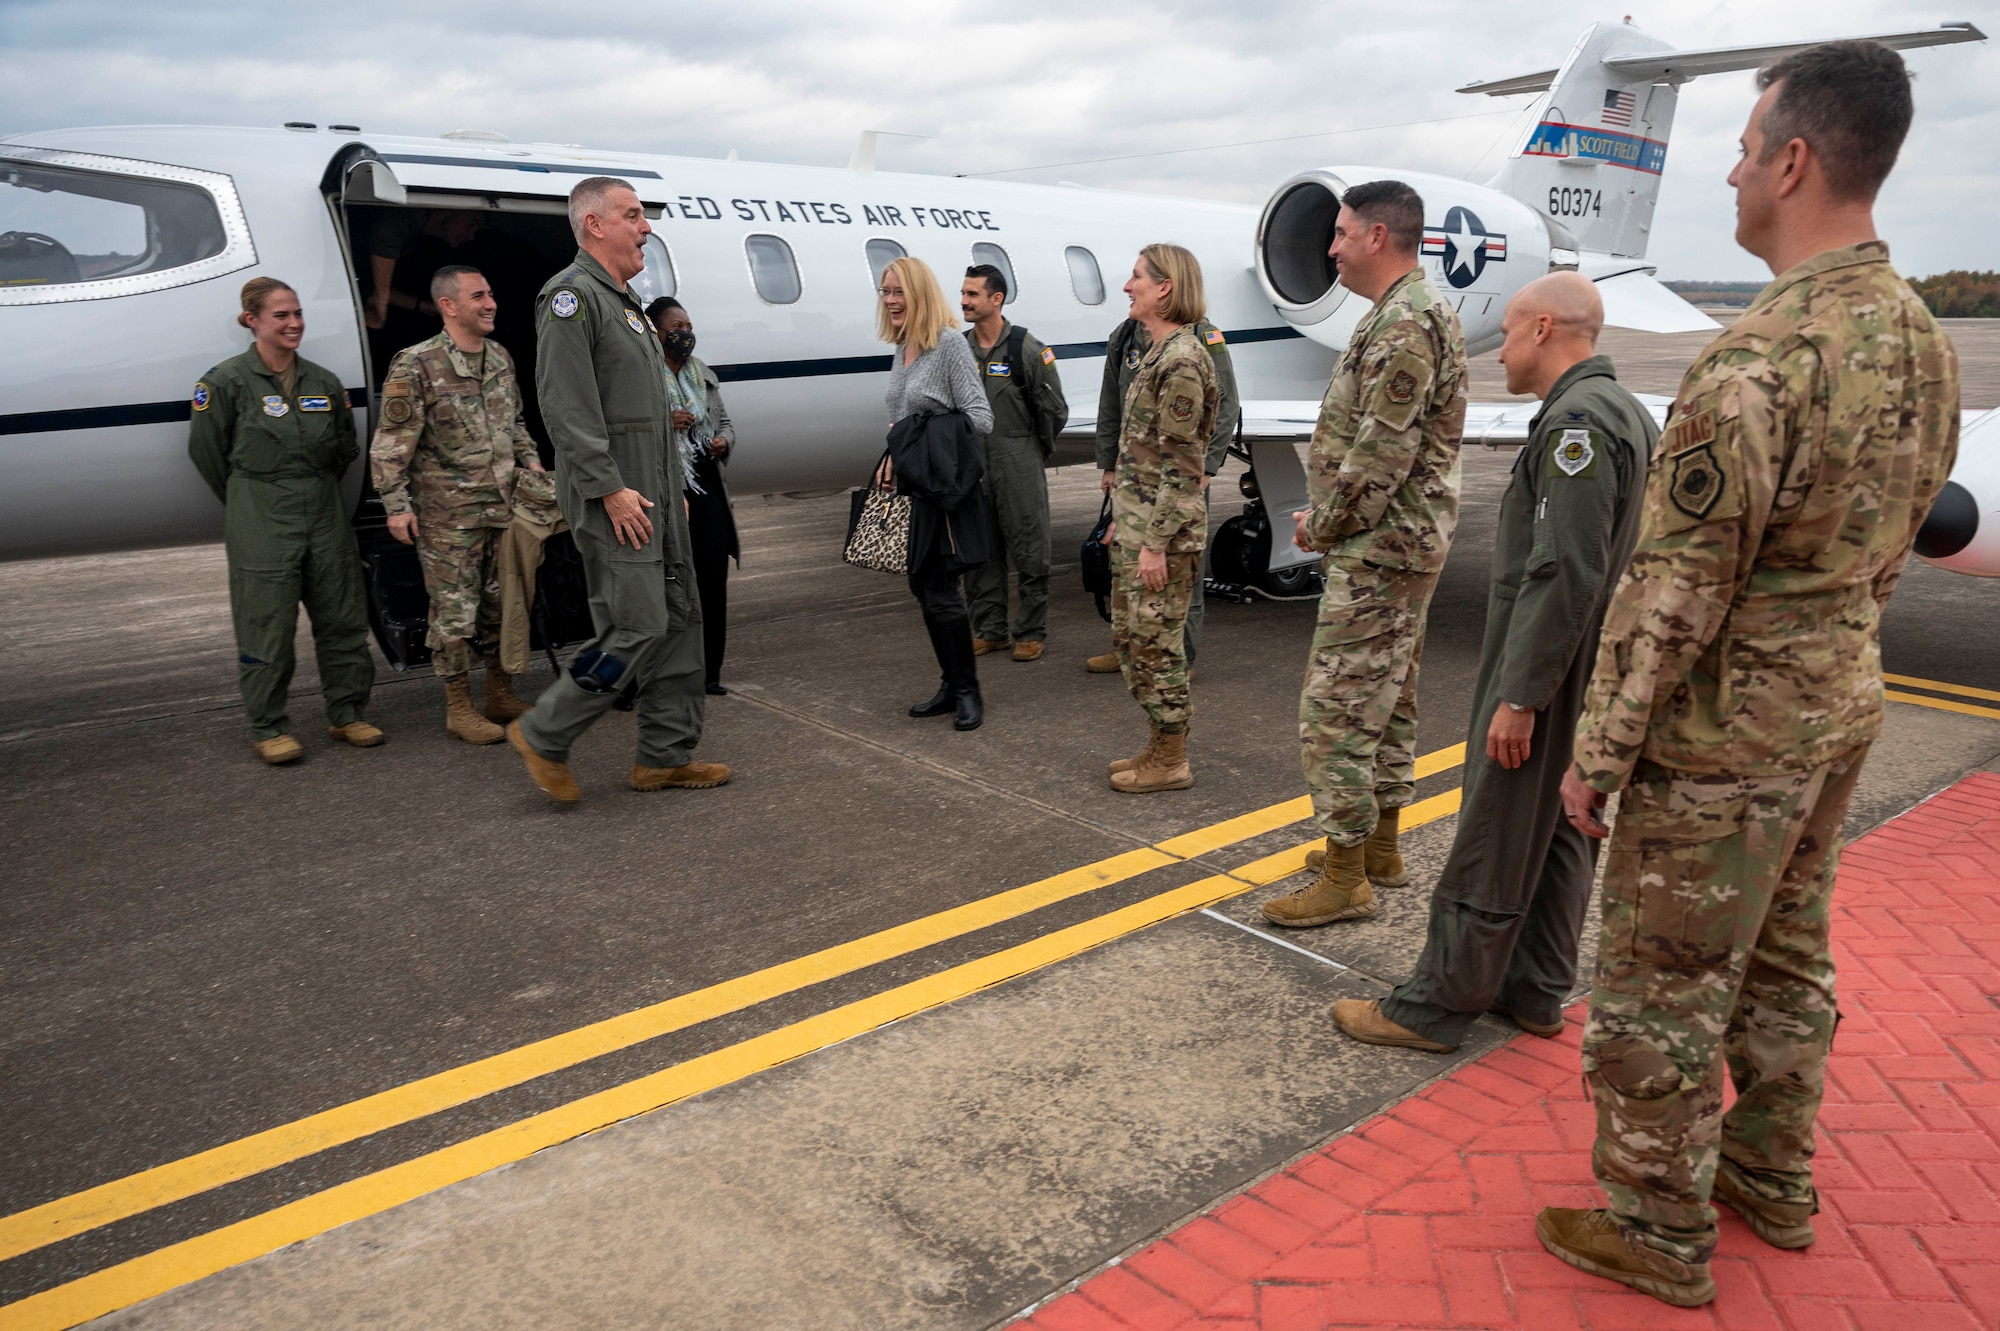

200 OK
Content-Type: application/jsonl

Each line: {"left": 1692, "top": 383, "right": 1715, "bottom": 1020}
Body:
{"left": 876, "top": 288, "right": 903, "bottom": 298}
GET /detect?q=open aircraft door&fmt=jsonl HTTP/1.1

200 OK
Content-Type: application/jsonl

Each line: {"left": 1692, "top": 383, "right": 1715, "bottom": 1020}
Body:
{"left": 322, "top": 143, "right": 615, "bottom": 671}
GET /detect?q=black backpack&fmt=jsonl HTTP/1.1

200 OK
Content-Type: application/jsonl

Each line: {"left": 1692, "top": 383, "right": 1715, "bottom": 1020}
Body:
{"left": 1080, "top": 494, "right": 1114, "bottom": 622}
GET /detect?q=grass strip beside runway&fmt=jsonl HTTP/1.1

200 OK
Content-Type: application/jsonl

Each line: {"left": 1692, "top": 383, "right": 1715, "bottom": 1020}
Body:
{"left": 0, "top": 746, "right": 1467, "bottom": 1269}
{"left": 4, "top": 787, "right": 1463, "bottom": 1331}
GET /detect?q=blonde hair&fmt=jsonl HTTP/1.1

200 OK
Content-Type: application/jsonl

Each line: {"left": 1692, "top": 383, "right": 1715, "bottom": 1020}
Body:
{"left": 875, "top": 256, "right": 958, "bottom": 355}
{"left": 1139, "top": 244, "right": 1205, "bottom": 326}
{"left": 237, "top": 276, "right": 296, "bottom": 329}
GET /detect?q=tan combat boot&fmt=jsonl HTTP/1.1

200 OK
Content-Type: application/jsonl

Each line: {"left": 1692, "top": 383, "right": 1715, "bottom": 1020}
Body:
{"left": 1110, "top": 729, "right": 1192, "bottom": 793}
{"left": 1263, "top": 840, "right": 1376, "bottom": 926}
{"left": 1712, "top": 1158, "right": 1816, "bottom": 1249}
{"left": 482, "top": 667, "right": 532, "bottom": 723}
{"left": 1108, "top": 724, "right": 1161, "bottom": 776}
{"left": 1303, "top": 808, "right": 1411, "bottom": 886}
{"left": 973, "top": 637, "right": 1012, "bottom": 656}
{"left": 631, "top": 760, "right": 732, "bottom": 791}
{"left": 508, "top": 720, "right": 580, "bottom": 802}
{"left": 1536, "top": 1208, "right": 1716, "bottom": 1307}
{"left": 444, "top": 675, "right": 504, "bottom": 744}
{"left": 327, "top": 720, "right": 385, "bottom": 746}
{"left": 1085, "top": 651, "right": 1121, "bottom": 673}
{"left": 1333, "top": 998, "right": 1453, "bottom": 1052}
{"left": 255, "top": 734, "right": 304, "bottom": 765}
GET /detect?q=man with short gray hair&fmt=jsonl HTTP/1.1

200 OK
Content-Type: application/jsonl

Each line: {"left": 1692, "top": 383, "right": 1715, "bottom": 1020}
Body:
{"left": 508, "top": 176, "right": 729, "bottom": 801}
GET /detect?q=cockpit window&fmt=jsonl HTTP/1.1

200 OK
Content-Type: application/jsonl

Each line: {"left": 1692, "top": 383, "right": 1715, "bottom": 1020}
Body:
{"left": 865, "top": 238, "right": 905, "bottom": 288}
{"left": 0, "top": 150, "right": 253, "bottom": 305}
{"left": 970, "top": 242, "right": 1016, "bottom": 304}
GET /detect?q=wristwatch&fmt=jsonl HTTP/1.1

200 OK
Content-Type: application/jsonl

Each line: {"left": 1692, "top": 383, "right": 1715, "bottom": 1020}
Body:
{"left": 1505, "top": 701, "right": 1531, "bottom": 713}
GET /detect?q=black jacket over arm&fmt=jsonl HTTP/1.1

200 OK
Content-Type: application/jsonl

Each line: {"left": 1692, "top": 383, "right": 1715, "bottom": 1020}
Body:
{"left": 888, "top": 409, "right": 991, "bottom": 572}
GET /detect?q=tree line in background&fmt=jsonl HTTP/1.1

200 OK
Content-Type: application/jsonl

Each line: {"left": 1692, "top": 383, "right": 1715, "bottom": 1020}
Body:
{"left": 1664, "top": 273, "right": 2000, "bottom": 316}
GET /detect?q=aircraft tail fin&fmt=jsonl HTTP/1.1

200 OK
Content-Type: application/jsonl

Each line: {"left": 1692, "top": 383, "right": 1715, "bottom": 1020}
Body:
{"left": 1466, "top": 20, "right": 1985, "bottom": 260}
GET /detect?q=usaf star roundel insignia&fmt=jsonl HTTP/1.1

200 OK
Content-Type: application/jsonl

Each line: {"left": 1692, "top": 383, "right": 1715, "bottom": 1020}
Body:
{"left": 191, "top": 383, "right": 210, "bottom": 411}
{"left": 1386, "top": 369, "right": 1418, "bottom": 405}
{"left": 1554, "top": 429, "right": 1594, "bottom": 476}
{"left": 262, "top": 395, "right": 288, "bottom": 418}
{"left": 550, "top": 289, "right": 580, "bottom": 319}
{"left": 1669, "top": 443, "right": 1724, "bottom": 520}
{"left": 625, "top": 309, "right": 647, "bottom": 336}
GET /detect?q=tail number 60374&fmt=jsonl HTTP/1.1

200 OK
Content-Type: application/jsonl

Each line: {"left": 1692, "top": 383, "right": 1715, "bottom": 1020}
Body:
{"left": 1548, "top": 187, "right": 1601, "bottom": 218}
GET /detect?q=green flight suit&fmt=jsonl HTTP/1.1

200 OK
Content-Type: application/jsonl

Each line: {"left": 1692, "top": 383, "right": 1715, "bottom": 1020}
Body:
{"left": 1378, "top": 355, "right": 1655, "bottom": 1046}
{"left": 187, "top": 350, "right": 375, "bottom": 741}
{"left": 516, "top": 249, "right": 706, "bottom": 769}
{"left": 1096, "top": 318, "right": 1239, "bottom": 663}
{"left": 964, "top": 319, "right": 1067, "bottom": 644}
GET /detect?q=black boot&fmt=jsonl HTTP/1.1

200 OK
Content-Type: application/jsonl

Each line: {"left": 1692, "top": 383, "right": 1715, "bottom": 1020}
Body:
{"left": 954, "top": 687, "right": 983, "bottom": 731}
{"left": 938, "top": 614, "right": 983, "bottom": 731}
{"left": 910, "top": 615, "right": 956, "bottom": 717}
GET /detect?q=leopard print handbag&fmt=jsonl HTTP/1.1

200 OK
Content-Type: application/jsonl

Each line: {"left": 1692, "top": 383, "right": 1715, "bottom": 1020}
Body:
{"left": 843, "top": 481, "right": 913, "bottom": 575}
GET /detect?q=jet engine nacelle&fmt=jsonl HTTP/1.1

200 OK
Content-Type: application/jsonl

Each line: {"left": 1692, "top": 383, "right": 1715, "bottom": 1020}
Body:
{"left": 1917, "top": 408, "right": 2000, "bottom": 577}
{"left": 1254, "top": 168, "right": 1564, "bottom": 357}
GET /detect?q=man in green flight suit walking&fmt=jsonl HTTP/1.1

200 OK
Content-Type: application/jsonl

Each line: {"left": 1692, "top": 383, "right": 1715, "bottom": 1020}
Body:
{"left": 960, "top": 262, "right": 1067, "bottom": 662}
{"left": 507, "top": 177, "right": 730, "bottom": 803}
{"left": 1332, "top": 271, "right": 1655, "bottom": 1055}
{"left": 188, "top": 276, "right": 381, "bottom": 764}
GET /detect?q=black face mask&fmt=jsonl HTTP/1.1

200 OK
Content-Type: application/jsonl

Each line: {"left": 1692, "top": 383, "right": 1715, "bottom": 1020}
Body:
{"left": 662, "top": 328, "right": 697, "bottom": 359}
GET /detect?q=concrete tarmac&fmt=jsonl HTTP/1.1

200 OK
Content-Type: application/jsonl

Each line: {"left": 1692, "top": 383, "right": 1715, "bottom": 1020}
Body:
{"left": 1, "top": 321, "right": 1996, "bottom": 1329}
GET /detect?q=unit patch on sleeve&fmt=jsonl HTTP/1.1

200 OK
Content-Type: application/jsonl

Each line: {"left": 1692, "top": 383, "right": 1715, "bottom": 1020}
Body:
{"left": 1040, "top": 345, "right": 1055, "bottom": 366}
{"left": 383, "top": 396, "right": 414, "bottom": 425}
{"left": 1123, "top": 347, "right": 1141, "bottom": 371}
{"left": 550, "top": 289, "right": 580, "bottom": 320}
{"left": 191, "top": 382, "right": 210, "bottom": 411}
{"left": 1668, "top": 443, "right": 1724, "bottom": 520}
{"left": 1168, "top": 394, "right": 1195, "bottom": 423}
{"left": 1386, "top": 370, "right": 1417, "bottom": 405}
{"left": 1552, "top": 428, "right": 1596, "bottom": 477}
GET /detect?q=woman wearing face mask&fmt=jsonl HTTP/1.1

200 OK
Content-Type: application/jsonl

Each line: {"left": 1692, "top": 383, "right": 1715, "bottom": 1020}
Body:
{"left": 646, "top": 297, "right": 737, "bottom": 696}
{"left": 875, "top": 256, "right": 995, "bottom": 731}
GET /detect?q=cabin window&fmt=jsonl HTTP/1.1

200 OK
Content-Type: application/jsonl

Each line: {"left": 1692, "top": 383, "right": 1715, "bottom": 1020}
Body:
{"left": 629, "top": 234, "right": 676, "bottom": 305}
{"left": 865, "top": 237, "right": 905, "bottom": 288}
{"left": 1065, "top": 245, "right": 1105, "bottom": 305}
{"left": 744, "top": 233, "right": 800, "bottom": 304}
{"left": 0, "top": 153, "right": 251, "bottom": 305}
{"left": 969, "top": 242, "right": 1015, "bottom": 304}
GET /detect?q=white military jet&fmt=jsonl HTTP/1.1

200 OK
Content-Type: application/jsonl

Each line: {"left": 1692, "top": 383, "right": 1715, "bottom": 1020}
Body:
{"left": 0, "top": 18, "right": 1988, "bottom": 658}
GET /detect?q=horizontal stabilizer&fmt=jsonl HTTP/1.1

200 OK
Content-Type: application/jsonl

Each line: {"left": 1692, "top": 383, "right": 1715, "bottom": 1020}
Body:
{"left": 1595, "top": 271, "right": 1721, "bottom": 335}
{"left": 1460, "top": 21, "right": 1984, "bottom": 95}
{"left": 1603, "top": 22, "right": 1984, "bottom": 83}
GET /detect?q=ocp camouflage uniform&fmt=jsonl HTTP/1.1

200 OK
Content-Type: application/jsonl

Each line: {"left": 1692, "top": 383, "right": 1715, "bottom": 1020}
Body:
{"left": 1574, "top": 241, "right": 1960, "bottom": 1269}
{"left": 1097, "top": 318, "right": 1239, "bottom": 662}
{"left": 1298, "top": 268, "right": 1465, "bottom": 845}
{"left": 369, "top": 330, "right": 540, "bottom": 676}
{"left": 1112, "top": 323, "right": 1219, "bottom": 732}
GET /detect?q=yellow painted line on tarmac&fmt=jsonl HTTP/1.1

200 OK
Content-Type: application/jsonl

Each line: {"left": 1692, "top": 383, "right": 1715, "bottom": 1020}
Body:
{"left": 1885, "top": 671, "right": 2000, "bottom": 707}
{"left": 0, "top": 744, "right": 1468, "bottom": 1267}
{"left": 1887, "top": 689, "right": 2000, "bottom": 723}
{"left": 4, "top": 787, "right": 1466, "bottom": 1331}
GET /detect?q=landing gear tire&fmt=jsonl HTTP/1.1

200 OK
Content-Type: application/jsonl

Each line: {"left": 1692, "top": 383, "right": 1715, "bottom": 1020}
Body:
{"left": 1259, "top": 560, "right": 1321, "bottom": 598}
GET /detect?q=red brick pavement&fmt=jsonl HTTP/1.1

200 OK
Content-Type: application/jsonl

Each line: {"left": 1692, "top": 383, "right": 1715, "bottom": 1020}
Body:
{"left": 1019, "top": 770, "right": 2000, "bottom": 1330}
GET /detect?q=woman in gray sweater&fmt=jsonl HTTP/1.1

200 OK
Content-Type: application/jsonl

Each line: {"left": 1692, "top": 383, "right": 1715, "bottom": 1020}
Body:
{"left": 875, "top": 256, "right": 995, "bottom": 730}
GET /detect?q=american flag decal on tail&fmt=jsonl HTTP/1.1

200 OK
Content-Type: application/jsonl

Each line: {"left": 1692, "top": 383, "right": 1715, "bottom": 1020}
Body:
{"left": 1601, "top": 89, "right": 1636, "bottom": 127}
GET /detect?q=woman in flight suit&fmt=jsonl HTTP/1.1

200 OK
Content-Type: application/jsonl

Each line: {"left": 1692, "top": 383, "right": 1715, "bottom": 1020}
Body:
{"left": 187, "top": 277, "right": 381, "bottom": 764}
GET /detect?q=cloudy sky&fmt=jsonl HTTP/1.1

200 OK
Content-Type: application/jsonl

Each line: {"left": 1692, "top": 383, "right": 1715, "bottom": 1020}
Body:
{"left": 1, "top": 0, "right": 1991, "bottom": 280}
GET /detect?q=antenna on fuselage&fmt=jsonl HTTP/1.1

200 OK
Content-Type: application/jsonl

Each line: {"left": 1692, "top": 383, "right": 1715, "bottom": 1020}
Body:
{"left": 848, "top": 130, "right": 933, "bottom": 173}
